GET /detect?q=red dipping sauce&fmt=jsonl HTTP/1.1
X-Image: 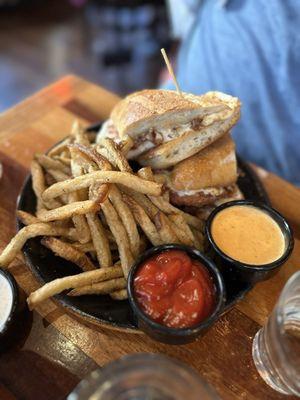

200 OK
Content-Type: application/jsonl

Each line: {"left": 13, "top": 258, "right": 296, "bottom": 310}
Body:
{"left": 133, "top": 250, "right": 216, "bottom": 329}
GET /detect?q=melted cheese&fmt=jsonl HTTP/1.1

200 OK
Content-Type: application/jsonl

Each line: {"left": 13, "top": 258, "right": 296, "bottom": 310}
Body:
{"left": 175, "top": 187, "right": 226, "bottom": 197}
{"left": 127, "top": 141, "right": 155, "bottom": 159}
{"left": 97, "top": 119, "right": 122, "bottom": 144}
{"left": 97, "top": 119, "right": 200, "bottom": 159}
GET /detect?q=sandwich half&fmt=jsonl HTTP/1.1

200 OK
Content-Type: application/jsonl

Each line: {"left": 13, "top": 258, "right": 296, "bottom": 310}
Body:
{"left": 155, "top": 134, "right": 243, "bottom": 208}
{"left": 98, "top": 89, "right": 241, "bottom": 169}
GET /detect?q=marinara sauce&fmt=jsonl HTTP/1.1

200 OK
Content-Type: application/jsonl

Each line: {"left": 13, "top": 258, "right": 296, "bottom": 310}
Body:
{"left": 133, "top": 250, "right": 216, "bottom": 329}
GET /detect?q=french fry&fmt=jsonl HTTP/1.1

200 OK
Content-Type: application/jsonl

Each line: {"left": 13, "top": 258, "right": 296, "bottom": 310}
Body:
{"left": 71, "top": 145, "right": 112, "bottom": 207}
{"left": 138, "top": 235, "right": 148, "bottom": 254}
{"left": 119, "top": 186, "right": 159, "bottom": 219}
{"left": 45, "top": 172, "right": 56, "bottom": 186}
{"left": 102, "top": 200, "right": 133, "bottom": 277}
{"left": 98, "top": 138, "right": 132, "bottom": 172}
{"left": 73, "top": 242, "right": 95, "bottom": 253}
{"left": 147, "top": 196, "right": 177, "bottom": 215}
{"left": 53, "top": 155, "right": 71, "bottom": 166}
{"left": 47, "top": 168, "right": 70, "bottom": 205}
{"left": 70, "top": 144, "right": 112, "bottom": 171}
{"left": 89, "top": 182, "right": 110, "bottom": 204}
{"left": 68, "top": 191, "right": 91, "bottom": 244}
{"left": 137, "top": 166, "right": 154, "bottom": 181}
{"left": 152, "top": 170, "right": 170, "bottom": 203}
{"left": 42, "top": 171, "right": 162, "bottom": 201}
{"left": 86, "top": 213, "right": 112, "bottom": 268}
{"left": 17, "top": 209, "right": 73, "bottom": 230}
{"left": 16, "top": 210, "right": 41, "bottom": 225}
{"left": 41, "top": 237, "right": 95, "bottom": 271}
{"left": 138, "top": 168, "right": 183, "bottom": 223}
{"left": 61, "top": 150, "right": 70, "bottom": 158}
{"left": 181, "top": 213, "right": 204, "bottom": 231}
{"left": 119, "top": 136, "right": 134, "bottom": 155}
{"left": 2, "top": 119, "right": 213, "bottom": 306}
{"left": 27, "top": 265, "right": 123, "bottom": 309}
{"left": 37, "top": 200, "right": 98, "bottom": 222}
{"left": 95, "top": 147, "right": 113, "bottom": 166}
{"left": 109, "top": 185, "right": 140, "bottom": 258}
{"left": 154, "top": 212, "right": 179, "bottom": 244}
{"left": 69, "top": 147, "right": 86, "bottom": 177}
{"left": 0, "top": 223, "right": 78, "bottom": 268}
{"left": 75, "top": 239, "right": 116, "bottom": 253}
{"left": 71, "top": 120, "right": 90, "bottom": 146}
{"left": 64, "top": 228, "right": 79, "bottom": 242}
{"left": 167, "top": 217, "right": 194, "bottom": 246}
{"left": 47, "top": 169, "right": 70, "bottom": 182}
{"left": 68, "top": 277, "right": 126, "bottom": 296}
{"left": 105, "top": 229, "right": 116, "bottom": 243}
{"left": 110, "top": 288, "right": 128, "bottom": 300}
{"left": 191, "top": 228, "right": 204, "bottom": 251}
{"left": 48, "top": 137, "right": 72, "bottom": 157}
{"left": 168, "top": 214, "right": 196, "bottom": 247}
{"left": 68, "top": 142, "right": 95, "bottom": 244}
{"left": 148, "top": 195, "right": 203, "bottom": 230}
{"left": 123, "top": 195, "right": 161, "bottom": 246}
{"left": 138, "top": 167, "right": 191, "bottom": 234}
{"left": 35, "top": 154, "right": 70, "bottom": 175}
{"left": 152, "top": 173, "right": 167, "bottom": 185}
{"left": 70, "top": 122, "right": 96, "bottom": 179}
{"left": 136, "top": 168, "right": 204, "bottom": 230}
{"left": 31, "top": 160, "right": 61, "bottom": 211}
{"left": 162, "top": 190, "right": 170, "bottom": 202}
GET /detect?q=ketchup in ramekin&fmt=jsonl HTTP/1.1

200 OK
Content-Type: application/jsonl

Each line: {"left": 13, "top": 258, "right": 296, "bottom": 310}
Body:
{"left": 133, "top": 250, "right": 216, "bottom": 329}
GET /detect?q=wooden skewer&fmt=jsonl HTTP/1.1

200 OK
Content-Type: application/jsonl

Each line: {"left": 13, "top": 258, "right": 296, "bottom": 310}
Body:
{"left": 160, "top": 48, "right": 182, "bottom": 96}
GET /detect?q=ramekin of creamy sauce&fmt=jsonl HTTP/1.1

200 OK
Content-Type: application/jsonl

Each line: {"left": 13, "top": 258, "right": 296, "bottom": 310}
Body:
{"left": 0, "top": 269, "right": 15, "bottom": 335}
{"left": 205, "top": 201, "right": 294, "bottom": 284}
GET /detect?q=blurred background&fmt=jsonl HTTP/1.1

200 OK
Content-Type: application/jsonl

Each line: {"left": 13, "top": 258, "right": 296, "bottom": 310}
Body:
{"left": 0, "top": 0, "right": 299, "bottom": 183}
{"left": 0, "top": 0, "right": 173, "bottom": 112}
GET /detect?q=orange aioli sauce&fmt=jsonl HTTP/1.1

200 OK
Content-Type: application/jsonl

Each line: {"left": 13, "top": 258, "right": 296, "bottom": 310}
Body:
{"left": 211, "top": 206, "right": 285, "bottom": 265}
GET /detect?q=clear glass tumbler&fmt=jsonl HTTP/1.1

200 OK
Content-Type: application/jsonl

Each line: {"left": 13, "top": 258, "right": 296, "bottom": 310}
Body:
{"left": 68, "top": 353, "right": 219, "bottom": 400}
{"left": 252, "top": 271, "right": 300, "bottom": 396}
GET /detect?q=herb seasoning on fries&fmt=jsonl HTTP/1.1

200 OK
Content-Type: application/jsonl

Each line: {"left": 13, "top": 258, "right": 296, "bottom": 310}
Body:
{"left": 0, "top": 121, "right": 205, "bottom": 309}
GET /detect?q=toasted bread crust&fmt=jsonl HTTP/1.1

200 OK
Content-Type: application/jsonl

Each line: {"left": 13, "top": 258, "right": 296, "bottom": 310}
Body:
{"left": 111, "top": 90, "right": 200, "bottom": 136}
{"left": 171, "top": 134, "right": 237, "bottom": 190}
{"left": 111, "top": 90, "right": 237, "bottom": 139}
{"left": 135, "top": 91, "right": 241, "bottom": 169}
{"left": 137, "top": 104, "right": 240, "bottom": 169}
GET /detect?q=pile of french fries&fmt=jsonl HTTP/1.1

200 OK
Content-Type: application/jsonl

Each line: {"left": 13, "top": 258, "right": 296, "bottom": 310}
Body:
{"left": 0, "top": 122, "right": 204, "bottom": 310}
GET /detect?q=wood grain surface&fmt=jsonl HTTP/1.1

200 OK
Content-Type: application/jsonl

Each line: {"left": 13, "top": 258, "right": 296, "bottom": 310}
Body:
{"left": 0, "top": 75, "right": 299, "bottom": 400}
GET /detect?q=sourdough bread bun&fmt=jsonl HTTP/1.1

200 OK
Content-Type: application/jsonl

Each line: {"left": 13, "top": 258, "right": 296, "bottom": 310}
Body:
{"left": 153, "top": 134, "right": 239, "bottom": 208}
{"left": 171, "top": 134, "right": 237, "bottom": 190}
{"left": 137, "top": 92, "right": 241, "bottom": 169}
{"left": 111, "top": 89, "right": 231, "bottom": 139}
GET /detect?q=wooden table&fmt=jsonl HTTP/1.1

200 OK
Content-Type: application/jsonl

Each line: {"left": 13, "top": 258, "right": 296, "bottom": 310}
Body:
{"left": 0, "top": 75, "right": 299, "bottom": 400}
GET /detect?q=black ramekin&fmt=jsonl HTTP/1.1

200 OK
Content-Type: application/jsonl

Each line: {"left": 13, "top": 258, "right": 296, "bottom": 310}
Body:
{"left": 205, "top": 200, "right": 294, "bottom": 285}
{"left": 0, "top": 268, "right": 19, "bottom": 350}
{"left": 127, "top": 244, "right": 226, "bottom": 345}
{"left": 0, "top": 268, "right": 31, "bottom": 353}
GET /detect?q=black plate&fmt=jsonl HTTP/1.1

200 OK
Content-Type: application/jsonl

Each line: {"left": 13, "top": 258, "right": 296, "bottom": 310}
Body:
{"left": 17, "top": 135, "right": 269, "bottom": 332}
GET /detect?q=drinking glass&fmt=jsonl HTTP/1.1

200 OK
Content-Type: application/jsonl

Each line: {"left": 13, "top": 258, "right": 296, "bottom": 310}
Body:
{"left": 68, "top": 353, "right": 219, "bottom": 400}
{"left": 252, "top": 271, "right": 300, "bottom": 396}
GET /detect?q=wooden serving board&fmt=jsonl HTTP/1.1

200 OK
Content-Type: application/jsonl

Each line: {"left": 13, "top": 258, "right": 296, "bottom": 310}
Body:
{"left": 0, "top": 75, "right": 299, "bottom": 400}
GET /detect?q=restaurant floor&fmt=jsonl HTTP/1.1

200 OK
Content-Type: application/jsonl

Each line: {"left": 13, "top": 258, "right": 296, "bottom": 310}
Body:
{"left": 0, "top": 0, "right": 166, "bottom": 113}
